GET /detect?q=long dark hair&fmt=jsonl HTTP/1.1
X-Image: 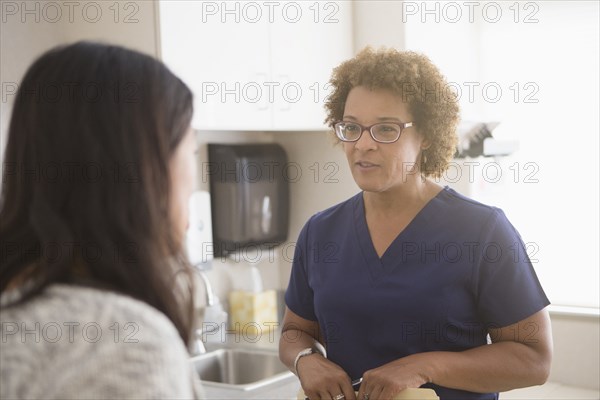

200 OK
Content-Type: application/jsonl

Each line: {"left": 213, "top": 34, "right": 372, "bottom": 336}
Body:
{"left": 0, "top": 41, "right": 195, "bottom": 344}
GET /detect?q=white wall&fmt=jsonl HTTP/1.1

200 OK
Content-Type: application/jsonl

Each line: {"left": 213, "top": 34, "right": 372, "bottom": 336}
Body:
{"left": 353, "top": 0, "right": 406, "bottom": 51}
{"left": 60, "top": 1, "right": 159, "bottom": 57}
{"left": 0, "top": 6, "right": 63, "bottom": 169}
{"left": 0, "top": 0, "right": 159, "bottom": 168}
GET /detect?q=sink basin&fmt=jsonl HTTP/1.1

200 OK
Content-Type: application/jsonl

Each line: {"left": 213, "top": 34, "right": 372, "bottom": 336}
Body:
{"left": 191, "top": 347, "right": 295, "bottom": 391}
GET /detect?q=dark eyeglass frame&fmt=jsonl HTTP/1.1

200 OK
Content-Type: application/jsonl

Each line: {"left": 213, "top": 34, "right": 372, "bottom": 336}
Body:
{"left": 333, "top": 120, "right": 414, "bottom": 143}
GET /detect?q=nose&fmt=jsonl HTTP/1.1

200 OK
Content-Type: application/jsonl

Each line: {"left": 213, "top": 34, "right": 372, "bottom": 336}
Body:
{"left": 354, "top": 127, "right": 377, "bottom": 151}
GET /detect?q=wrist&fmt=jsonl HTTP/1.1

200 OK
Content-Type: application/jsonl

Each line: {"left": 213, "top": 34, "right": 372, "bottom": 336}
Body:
{"left": 293, "top": 347, "right": 324, "bottom": 376}
{"left": 403, "top": 351, "right": 438, "bottom": 384}
{"left": 390, "top": 351, "right": 440, "bottom": 385}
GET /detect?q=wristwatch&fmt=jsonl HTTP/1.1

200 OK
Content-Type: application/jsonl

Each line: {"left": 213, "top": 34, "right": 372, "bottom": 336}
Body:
{"left": 293, "top": 347, "right": 324, "bottom": 375}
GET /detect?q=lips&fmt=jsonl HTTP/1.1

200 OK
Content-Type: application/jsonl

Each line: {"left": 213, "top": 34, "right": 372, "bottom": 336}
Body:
{"left": 355, "top": 160, "right": 379, "bottom": 168}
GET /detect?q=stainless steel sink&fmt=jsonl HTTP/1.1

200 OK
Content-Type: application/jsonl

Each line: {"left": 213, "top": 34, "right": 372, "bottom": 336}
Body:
{"left": 190, "top": 347, "right": 295, "bottom": 391}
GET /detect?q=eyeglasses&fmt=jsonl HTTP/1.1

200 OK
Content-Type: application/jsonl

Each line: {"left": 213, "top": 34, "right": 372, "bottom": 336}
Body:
{"left": 333, "top": 121, "right": 414, "bottom": 143}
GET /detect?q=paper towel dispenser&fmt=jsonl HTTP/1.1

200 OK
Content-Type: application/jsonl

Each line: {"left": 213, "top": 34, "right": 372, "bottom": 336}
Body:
{"left": 207, "top": 143, "right": 289, "bottom": 257}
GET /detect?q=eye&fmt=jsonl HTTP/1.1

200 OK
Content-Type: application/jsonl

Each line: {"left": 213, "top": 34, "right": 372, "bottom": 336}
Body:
{"left": 379, "top": 124, "right": 397, "bottom": 132}
{"left": 344, "top": 123, "right": 360, "bottom": 132}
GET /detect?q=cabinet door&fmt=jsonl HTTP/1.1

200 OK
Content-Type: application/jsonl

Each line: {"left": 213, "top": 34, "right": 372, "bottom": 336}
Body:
{"left": 159, "top": 1, "right": 272, "bottom": 130}
{"left": 269, "top": 1, "right": 353, "bottom": 131}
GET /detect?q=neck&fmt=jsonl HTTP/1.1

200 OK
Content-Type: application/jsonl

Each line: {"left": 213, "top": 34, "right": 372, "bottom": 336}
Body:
{"left": 363, "top": 176, "right": 440, "bottom": 216}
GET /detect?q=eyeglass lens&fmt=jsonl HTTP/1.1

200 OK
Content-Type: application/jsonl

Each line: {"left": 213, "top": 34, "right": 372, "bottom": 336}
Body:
{"left": 336, "top": 122, "right": 402, "bottom": 142}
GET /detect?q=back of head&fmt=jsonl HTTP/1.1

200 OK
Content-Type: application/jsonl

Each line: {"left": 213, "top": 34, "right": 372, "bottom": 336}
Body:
{"left": 0, "top": 41, "right": 195, "bottom": 343}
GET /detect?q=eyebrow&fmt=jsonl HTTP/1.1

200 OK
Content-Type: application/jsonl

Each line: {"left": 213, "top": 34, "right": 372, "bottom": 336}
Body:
{"left": 343, "top": 115, "right": 406, "bottom": 122}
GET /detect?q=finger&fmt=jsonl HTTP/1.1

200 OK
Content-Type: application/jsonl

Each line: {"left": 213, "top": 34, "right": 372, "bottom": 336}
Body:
{"left": 329, "top": 384, "right": 348, "bottom": 400}
{"left": 303, "top": 390, "right": 316, "bottom": 400}
{"left": 321, "top": 389, "right": 335, "bottom": 400}
{"left": 329, "top": 390, "right": 344, "bottom": 400}
{"left": 368, "top": 386, "right": 383, "bottom": 400}
{"left": 341, "top": 382, "right": 357, "bottom": 400}
{"left": 305, "top": 388, "right": 326, "bottom": 400}
{"left": 336, "top": 381, "right": 356, "bottom": 400}
{"left": 356, "top": 380, "right": 366, "bottom": 400}
{"left": 329, "top": 389, "right": 346, "bottom": 400}
{"left": 356, "top": 384, "right": 369, "bottom": 400}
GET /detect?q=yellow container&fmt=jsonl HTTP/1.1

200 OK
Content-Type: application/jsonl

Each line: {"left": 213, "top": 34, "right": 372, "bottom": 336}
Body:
{"left": 229, "top": 290, "right": 278, "bottom": 337}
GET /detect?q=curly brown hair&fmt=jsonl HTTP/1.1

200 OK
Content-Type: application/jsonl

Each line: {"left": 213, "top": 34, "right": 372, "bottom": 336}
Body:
{"left": 325, "top": 47, "right": 460, "bottom": 178}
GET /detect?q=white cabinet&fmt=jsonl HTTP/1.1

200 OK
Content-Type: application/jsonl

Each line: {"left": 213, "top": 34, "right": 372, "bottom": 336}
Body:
{"left": 159, "top": 1, "right": 271, "bottom": 130}
{"left": 158, "top": 1, "right": 352, "bottom": 131}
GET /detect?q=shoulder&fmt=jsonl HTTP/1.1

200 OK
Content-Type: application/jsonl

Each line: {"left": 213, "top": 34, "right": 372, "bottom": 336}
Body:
{"left": 304, "top": 192, "right": 361, "bottom": 230}
{"left": 53, "top": 284, "right": 187, "bottom": 360}
{"left": 434, "top": 186, "right": 509, "bottom": 227}
{"left": 48, "top": 284, "right": 182, "bottom": 339}
{"left": 1, "top": 283, "right": 189, "bottom": 362}
{"left": 432, "top": 187, "right": 527, "bottom": 256}
{"left": 1, "top": 284, "right": 199, "bottom": 399}
{"left": 293, "top": 193, "right": 361, "bottom": 246}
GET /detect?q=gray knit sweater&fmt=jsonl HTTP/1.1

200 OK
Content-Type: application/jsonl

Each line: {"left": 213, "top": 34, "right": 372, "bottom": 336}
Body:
{"left": 0, "top": 284, "right": 204, "bottom": 399}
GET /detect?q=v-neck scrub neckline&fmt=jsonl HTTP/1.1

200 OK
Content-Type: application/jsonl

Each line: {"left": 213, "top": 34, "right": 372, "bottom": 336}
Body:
{"left": 353, "top": 187, "right": 446, "bottom": 280}
{"left": 285, "top": 186, "right": 549, "bottom": 400}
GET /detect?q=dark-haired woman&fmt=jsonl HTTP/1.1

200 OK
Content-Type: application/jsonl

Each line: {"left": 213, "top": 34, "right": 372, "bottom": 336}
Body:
{"left": 0, "top": 42, "right": 203, "bottom": 399}
{"left": 279, "top": 48, "right": 552, "bottom": 400}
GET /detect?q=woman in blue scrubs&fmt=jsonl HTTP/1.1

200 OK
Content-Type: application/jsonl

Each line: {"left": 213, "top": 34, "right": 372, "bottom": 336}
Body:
{"left": 279, "top": 48, "right": 552, "bottom": 400}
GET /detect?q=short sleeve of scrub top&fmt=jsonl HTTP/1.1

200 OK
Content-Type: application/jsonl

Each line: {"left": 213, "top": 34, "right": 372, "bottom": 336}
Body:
{"left": 284, "top": 187, "right": 550, "bottom": 400}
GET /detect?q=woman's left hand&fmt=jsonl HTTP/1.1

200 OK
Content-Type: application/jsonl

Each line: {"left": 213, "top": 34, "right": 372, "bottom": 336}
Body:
{"left": 356, "top": 354, "right": 432, "bottom": 400}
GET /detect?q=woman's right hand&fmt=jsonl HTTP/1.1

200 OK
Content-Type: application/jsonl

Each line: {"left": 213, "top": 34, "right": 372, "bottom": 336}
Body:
{"left": 297, "top": 353, "right": 357, "bottom": 400}
{"left": 279, "top": 308, "right": 355, "bottom": 399}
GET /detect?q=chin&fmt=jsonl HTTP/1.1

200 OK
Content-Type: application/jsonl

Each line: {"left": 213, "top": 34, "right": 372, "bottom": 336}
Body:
{"left": 355, "top": 180, "right": 386, "bottom": 193}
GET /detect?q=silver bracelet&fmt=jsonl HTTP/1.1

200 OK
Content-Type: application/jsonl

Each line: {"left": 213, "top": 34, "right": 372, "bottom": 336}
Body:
{"left": 293, "top": 347, "right": 323, "bottom": 375}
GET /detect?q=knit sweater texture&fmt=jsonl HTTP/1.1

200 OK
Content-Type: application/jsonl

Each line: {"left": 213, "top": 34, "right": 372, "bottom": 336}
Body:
{"left": 0, "top": 284, "right": 204, "bottom": 399}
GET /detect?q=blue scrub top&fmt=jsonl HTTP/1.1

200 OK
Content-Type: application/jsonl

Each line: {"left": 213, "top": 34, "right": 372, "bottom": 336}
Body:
{"left": 285, "top": 187, "right": 550, "bottom": 400}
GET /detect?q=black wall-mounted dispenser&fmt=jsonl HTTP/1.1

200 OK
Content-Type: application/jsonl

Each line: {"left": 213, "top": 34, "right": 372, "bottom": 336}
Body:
{"left": 207, "top": 143, "right": 290, "bottom": 257}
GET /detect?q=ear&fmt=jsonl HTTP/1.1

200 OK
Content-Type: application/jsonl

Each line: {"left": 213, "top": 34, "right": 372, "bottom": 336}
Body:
{"left": 421, "top": 137, "right": 432, "bottom": 150}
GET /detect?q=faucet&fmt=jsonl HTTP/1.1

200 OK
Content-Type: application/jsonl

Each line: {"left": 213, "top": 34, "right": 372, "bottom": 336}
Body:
{"left": 190, "top": 269, "right": 228, "bottom": 355}
{"left": 197, "top": 269, "right": 217, "bottom": 307}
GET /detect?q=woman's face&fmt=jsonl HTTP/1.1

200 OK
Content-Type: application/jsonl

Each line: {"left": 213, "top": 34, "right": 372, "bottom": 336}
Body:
{"left": 342, "top": 86, "right": 428, "bottom": 193}
{"left": 169, "top": 127, "right": 198, "bottom": 245}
